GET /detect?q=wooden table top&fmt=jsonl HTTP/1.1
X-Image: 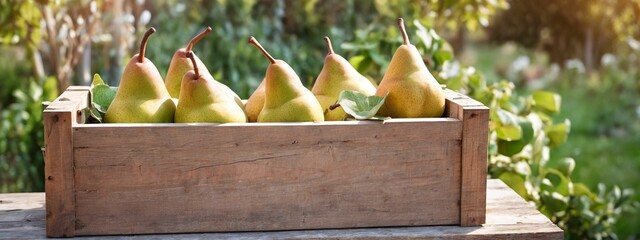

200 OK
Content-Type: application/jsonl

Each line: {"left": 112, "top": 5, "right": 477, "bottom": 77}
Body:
{"left": 0, "top": 179, "right": 562, "bottom": 239}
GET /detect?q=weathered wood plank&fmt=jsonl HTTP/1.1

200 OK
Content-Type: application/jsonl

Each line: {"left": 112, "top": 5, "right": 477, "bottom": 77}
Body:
{"left": 71, "top": 120, "right": 463, "bottom": 235}
{"left": 443, "top": 90, "right": 490, "bottom": 226}
{"left": 0, "top": 180, "right": 563, "bottom": 239}
{"left": 459, "top": 106, "right": 489, "bottom": 226}
{"left": 43, "top": 110, "right": 76, "bottom": 237}
{"left": 0, "top": 193, "right": 45, "bottom": 238}
{"left": 0, "top": 193, "right": 44, "bottom": 212}
{"left": 42, "top": 87, "right": 90, "bottom": 237}
{"left": 443, "top": 90, "right": 485, "bottom": 108}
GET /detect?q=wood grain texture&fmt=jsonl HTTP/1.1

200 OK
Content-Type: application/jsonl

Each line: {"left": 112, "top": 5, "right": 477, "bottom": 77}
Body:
{"left": 443, "top": 90, "right": 485, "bottom": 109}
{"left": 443, "top": 90, "right": 490, "bottom": 226}
{"left": 71, "top": 119, "right": 463, "bottom": 235}
{"left": 41, "top": 88, "right": 491, "bottom": 235}
{"left": 43, "top": 87, "right": 90, "bottom": 237}
{"left": 44, "top": 108, "right": 75, "bottom": 237}
{"left": 0, "top": 180, "right": 563, "bottom": 239}
{"left": 0, "top": 193, "right": 46, "bottom": 240}
{"left": 459, "top": 106, "right": 489, "bottom": 226}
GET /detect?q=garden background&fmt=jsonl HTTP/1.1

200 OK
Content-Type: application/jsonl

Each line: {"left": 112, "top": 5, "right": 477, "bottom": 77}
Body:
{"left": 0, "top": 0, "right": 638, "bottom": 239}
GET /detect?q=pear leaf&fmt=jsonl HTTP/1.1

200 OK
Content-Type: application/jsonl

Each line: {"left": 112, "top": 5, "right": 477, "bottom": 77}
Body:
{"left": 335, "top": 90, "right": 388, "bottom": 120}
{"left": 87, "top": 103, "right": 104, "bottom": 123}
{"left": 91, "top": 73, "right": 117, "bottom": 111}
{"left": 88, "top": 73, "right": 117, "bottom": 123}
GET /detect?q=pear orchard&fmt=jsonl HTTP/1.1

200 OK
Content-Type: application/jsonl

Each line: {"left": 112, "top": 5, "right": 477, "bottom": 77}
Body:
{"left": 102, "top": 18, "right": 445, "bottom": 124}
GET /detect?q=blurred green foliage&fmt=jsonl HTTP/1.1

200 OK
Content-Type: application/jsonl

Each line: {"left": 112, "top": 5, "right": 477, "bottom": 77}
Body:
{"left": 139, "top": 0, "right": 507, "bottom": 98}
{"left": 548, "top": 48, "right": 640, "bottom": 239}
{"left": 0, "top": 0, "right": 41, "bottom": 48}
{"left": 0, "top": 49, "right": 57, "bottom": 192}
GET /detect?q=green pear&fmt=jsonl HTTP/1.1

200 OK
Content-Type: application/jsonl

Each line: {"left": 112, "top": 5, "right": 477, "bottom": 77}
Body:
{"left": 165, "top": 27, "right": 212, "bottom": 99}
{"left": 312, "top": 36, "right": 377, "bottom": 121}
{"left": 175, "top": 52, "right": 247, "bottom": 123}
{"left": 248, "top": 37, "right": 324, "bottom": 122}
{"left": 375, "top": 18, "right": 445, "bottom": 118}
{"left": 244, "top": 79, "right": 265, "bottom": 122}
{"left": 105, "top": 28, "right": 175, "bottom": 123}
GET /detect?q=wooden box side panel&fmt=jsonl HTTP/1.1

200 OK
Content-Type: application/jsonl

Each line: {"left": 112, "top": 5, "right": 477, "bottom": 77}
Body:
{"left": 444, "top": 90, "right": 489, "bottom": 226}
{"left": 43, "top": 87, "right": 90, "bottom": 237}
{"left": 72, "top": 120, "right": 463, "bottom": 235}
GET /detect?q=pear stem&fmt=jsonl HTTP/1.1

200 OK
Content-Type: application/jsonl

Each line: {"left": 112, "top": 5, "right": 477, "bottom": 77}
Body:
{"left": 397, "top": 18, "right": 410, "bottom": 45}
{"left": 186, "top": 51, "right": 199, "bottom": 79}
{"left": 139, "top": 27, "right": 156, "bottom": 63}
{"left": 329, "top": 103, "right": 340, "bottom": 110}
{"left": 324, "top": 36, "right": 334, "bottom": 55}
{"left": 248, "top": 36, "right": 276, "bottom": 64}
{"left": 186, "top": 26, "right": 212, "bottom": 51}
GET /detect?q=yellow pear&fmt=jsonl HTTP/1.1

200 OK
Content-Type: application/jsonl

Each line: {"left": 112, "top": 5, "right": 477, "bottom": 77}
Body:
{"left": 244, "top": 79, "right": 265, "bottom": 122}
{"left": 312, "top": 36, "right": 376, "bottom": 120}
{"left": 248, "top": 37, "right": 324, "bottom": 122}
{"left": 375, "top": 18, "right": 445, "bottom": 118}
{"left": 164, "top": 27, "right": 212, "bottom": 99}
{"left": 105, "top": 28, "right": 175, "bottom": 123}
{"left": 175, "top": 52, "right": 247, "bottom": 123}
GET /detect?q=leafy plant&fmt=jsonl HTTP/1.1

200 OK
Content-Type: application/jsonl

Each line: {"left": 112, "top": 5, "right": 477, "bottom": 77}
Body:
{"left": 343, "top": 20, "right": 637, "bottom": 239}
{"left": 0, "top": 77, "right": 57, "bottom": 192}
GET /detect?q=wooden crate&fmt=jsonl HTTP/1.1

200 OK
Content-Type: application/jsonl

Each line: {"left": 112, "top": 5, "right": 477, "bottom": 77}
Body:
{"left": 43, "top": 86, "right": 489, "bottom": 237}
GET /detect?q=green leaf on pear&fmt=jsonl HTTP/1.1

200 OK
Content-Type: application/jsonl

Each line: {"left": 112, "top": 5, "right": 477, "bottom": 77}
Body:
{"left": 88, "top": 73, "right": 117, "bottom": 123}
{"left": 87, "top": 103, "right": 104, "bottom": 123}
{"left": 91, "top": 73, "right": 117, "bottom": 111}
{"left": 334, "top": 90, "right": 388, "bottom": 120}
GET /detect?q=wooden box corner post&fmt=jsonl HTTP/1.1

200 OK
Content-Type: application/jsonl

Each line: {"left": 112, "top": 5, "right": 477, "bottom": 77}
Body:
{"left": 444, "top": 90, "right": 489, "bottom": 226}
{"left": 43, "top": 86, "right": 90, "bottom": 237}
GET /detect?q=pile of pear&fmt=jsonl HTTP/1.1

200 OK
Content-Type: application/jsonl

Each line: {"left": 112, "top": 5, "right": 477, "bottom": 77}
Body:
{"left": 104, "top": 18, "right": 444, "bottom": 124}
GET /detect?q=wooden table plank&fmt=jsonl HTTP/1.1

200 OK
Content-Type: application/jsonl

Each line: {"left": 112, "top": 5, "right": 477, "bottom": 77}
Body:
{"left": 0, "top": 179, "right": 563, "bottom": 239}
